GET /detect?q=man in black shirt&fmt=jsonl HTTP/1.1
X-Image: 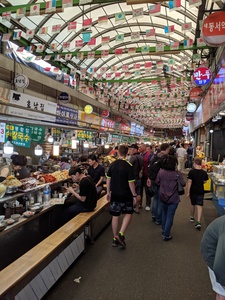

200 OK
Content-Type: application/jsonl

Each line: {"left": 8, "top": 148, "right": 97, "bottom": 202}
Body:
{"left": 106, "top": 145, "right": 136, "bottom": 248}
{"left": 88, "top": 154, "right": 105, "bottom": 197}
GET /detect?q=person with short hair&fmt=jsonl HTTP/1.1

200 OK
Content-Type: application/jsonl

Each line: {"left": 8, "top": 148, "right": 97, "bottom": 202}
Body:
{"left": 200, "top": 215, "right": 225, "bottom": 300}
{"left": 0, "top": 154, "right": 28, "bottom": 181}
{"left": 176, "top": 143, "right": 187, "bottom": 172}
{"left": 106, "top": 145, "right": 136, "bottom": 248}
{"left": 186, "top": 157, "right": 208, "bottom": 230}
{"left": 88, "top": 154, "right": 105, "bottom": 197}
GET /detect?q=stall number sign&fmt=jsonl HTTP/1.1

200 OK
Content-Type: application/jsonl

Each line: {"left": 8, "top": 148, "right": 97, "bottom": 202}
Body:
{"left": 5, "top": 124, "right": 31, "bottom": 148}
{"left": 77, "top": 130, "right": 93, "bottom": 141}
{"left": 30, "top": 126, "right": 45, "bottom": 143}
{"left": 193, "top": 67, "right": 212, "bottom": 85}
{"left": 0, "top": 123, "right": 6, "bottom": 143}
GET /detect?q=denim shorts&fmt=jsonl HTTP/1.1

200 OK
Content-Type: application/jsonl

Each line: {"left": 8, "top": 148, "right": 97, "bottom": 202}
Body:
{"left": 190, "top": 194, "right": 204, "bottom": 206}
{"left": 110, "top": 201, "right": 133, "bottom": 216}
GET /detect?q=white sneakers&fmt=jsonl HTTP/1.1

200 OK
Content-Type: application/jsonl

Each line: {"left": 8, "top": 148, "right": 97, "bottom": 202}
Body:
{"left": 145, "top": 206, "right": 151, "bottom": 211}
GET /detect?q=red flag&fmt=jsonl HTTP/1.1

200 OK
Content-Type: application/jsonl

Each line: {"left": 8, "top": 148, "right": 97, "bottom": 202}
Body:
{"left": 88, "top": 38, "right": 96, "bottom": 46}
{"left": 75, "top": 40, "right": 83, "bottom": 48}
{"left": 67, "top": 22, "right": 77, "bottom": 31}
{"left": 82, "top": 19, "right": 92, "bottom": 29}
{"left": 114, "top": 48, "right": 123, "bottom": 55}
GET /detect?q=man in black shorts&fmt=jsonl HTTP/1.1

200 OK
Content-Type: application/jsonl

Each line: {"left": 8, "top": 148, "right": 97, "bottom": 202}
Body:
{"left": 106, "top": 145, "right": 136, "bottom": 248}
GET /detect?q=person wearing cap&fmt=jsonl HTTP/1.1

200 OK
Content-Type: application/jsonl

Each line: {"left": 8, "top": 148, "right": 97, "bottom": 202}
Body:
{"left": 128, "top": 144, "right": 143, "bottom": 213}
{"left": 62, "top": 166, "right": 98, "bottom": 222}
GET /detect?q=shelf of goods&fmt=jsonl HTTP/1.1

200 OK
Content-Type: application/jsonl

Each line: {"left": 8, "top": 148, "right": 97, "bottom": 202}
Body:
{"left": 209, "top": 165, "right": 225, "bottom": 216}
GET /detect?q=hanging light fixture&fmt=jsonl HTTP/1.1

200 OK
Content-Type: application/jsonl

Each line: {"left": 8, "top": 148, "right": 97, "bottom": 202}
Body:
{"left": 3, "top": 140, "right": 14, "bottom": 155}
{"left": 71, "top": 136, "right": 77, "bottom": 149}
{"left": 47, "top": 128, "right": 54, "bottom": 143}
{"left": 104, "top": 144, "right": 110, "bottom": 149}
{"left": 83, "top": 140, "right": 89, "bottom": 148}
{"left": 53, "top": 141, "right": 60, "bottom": 156}
{"left": 34, "top": 144, "right": 43, "bottom": 156}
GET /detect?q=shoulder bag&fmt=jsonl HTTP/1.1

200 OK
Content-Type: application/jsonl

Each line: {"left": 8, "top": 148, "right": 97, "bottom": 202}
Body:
{"left": 177, "top": 173, "right": 184, "bottom": 195}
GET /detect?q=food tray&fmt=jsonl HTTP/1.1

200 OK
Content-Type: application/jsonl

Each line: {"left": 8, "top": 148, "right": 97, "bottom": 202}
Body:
{"left": 49, "top": 198, "right": 65, "bottom": 205}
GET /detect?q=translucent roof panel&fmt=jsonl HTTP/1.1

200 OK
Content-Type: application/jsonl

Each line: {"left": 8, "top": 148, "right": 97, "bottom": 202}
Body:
{"left": 0, "top": 0, "right": 222, "bottom": 129}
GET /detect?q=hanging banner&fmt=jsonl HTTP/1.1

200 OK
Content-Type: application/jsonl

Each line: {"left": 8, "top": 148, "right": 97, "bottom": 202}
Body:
{"left": 30, "top": 126, "right": 46, "bottom": 143}
{"left": 0, "top": 123, "right": 6, "bottom": 143}
{"left": 77, "top": 130, "right": 94, "bottom": 141}
{"left": 78, "top": 111, "right": 101, "bottom": 129}
{"left": 111, "top": 134, "right": 122, "bottom": 143}
{"left": 5, "top": 124, "right": 31, "bottom": 148}
{"left": 193, "top": 67, "right": 212, "bottom": 86}
{"left": 56, "top": 105, "right": 78, "bottom": 125}
{"left": 202, "top": 12, "right": 225, "bottom": 47}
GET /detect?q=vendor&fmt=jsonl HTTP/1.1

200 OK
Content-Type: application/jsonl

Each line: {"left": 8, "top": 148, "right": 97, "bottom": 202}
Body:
{"left": 0, "top": 154, "right": 29, "bottom": 181}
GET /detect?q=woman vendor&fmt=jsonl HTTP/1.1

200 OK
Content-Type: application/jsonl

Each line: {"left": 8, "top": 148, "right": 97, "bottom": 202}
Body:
{"left": 0, "top": 154, "right": 29, "bottom": 181}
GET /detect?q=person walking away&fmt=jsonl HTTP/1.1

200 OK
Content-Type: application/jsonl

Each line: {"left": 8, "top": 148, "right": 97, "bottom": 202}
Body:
{"left": 138, "top": 143, "right": 153, "bottom": 211}
{"left": 147, "top": 143, "right": 170, "bottom": 225}
{"left": 88, "top": 154, "right": 105, "bottom": 198}
{"left": 155, "top": 155, "right": 185, "bottom": 241}
{"left": 106, "top": 145, "right": 136, "bottom": 248}
{"left": 200, "top": 215, "right": 225, "bottom": 300}
{"left": 176, "top": 143, "right": 187, "bottom": 172}
{"left": 187, "top": 143, "right": 194, "bottom": 169}
{"left": 186, "top": 157, "right": 208, "bottom": 230}
{"left": 128, "top": 144, "right": 143, "bottom": 213}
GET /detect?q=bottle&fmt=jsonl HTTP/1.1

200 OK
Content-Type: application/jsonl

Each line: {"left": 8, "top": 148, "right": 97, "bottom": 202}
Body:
{"left": 43, "top": 184, "right": 51, "bottom": 205}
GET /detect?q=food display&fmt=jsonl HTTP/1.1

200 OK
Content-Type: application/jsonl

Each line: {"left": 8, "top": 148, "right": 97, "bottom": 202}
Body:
{"left": 2, "top": 176, "right": 22, "bottom": 187}
{"left": 37, "top": 174, "right": 56, "bottom": 183}
{"left": 51, "top": 170, "right": 69, "bottom": 181}
{"left": 19, "top": 177, "right": 38, "bottom": 191}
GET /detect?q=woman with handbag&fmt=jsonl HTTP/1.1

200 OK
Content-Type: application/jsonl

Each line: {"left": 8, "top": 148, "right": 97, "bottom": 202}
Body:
{"left": 155, "top": 155, "right": 185, "bottom": 241}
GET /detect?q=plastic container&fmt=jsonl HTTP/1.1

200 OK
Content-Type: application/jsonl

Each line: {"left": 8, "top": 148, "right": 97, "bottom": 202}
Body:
{"left": 218, "top": 198, "right": 225, "bottom": 207}
{"left": 43, "top": 184, "right": 51, "bottom": 204}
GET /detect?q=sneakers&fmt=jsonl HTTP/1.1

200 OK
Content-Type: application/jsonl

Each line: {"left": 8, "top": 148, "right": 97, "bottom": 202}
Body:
{"left": 115, "top": 232, "right": 126, "bottom": 248}
{"left": 163, "top": 236, "right": 172, "bottom": 241}
{"left": 112, "top": 238, "right": 119, "bottom": 247}
{"left": 190, "top": 217, "right": 195, "bottom": 223}
{"left": 145, "top": 206, "right": 151, "bottom": 211}
{"left": 195, "top": 222, "right": 201, "bottom": 230}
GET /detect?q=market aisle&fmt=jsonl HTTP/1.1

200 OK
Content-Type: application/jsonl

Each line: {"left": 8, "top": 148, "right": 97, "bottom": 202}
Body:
{"left": 44, "top": 193, "right": 218, "bottom": 300}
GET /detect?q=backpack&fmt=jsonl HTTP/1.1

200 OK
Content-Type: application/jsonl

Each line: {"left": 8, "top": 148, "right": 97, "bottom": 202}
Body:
{"left": 148, "top": 155, "right": 166, "bottom": 181}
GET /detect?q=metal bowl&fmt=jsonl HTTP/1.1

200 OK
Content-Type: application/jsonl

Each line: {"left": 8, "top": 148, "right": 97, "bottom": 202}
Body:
{"left": 5, "top": 186, "right": 18, "bottom": 194}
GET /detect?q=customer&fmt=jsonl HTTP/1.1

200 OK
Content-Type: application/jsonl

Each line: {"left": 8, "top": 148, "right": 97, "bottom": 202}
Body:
{"left": 187, "top": 142, "right": 194, "bottom": 168}
{"left": 0, "top": 154, "right": 28, "bottom": 181}
{"left": 138, "top": 143, "right": 153, "bottom": 211}
{"left": 106, "top": 145, "right": 136, "bottom": 248}
{"left": 155, "top": 155, "right": 185, "bottom": 241}
{"left": 186, "top": 157, "right": 208, "bottom": 230}
{"left": 128, "top": 144, "right": 143, "bottom": 213}
{"left": 59, "top": 157, "right": 71, "bottom": 170}
{"left": 88, "top": 154, "right": 105, "bottom": 197}
{"left": 70, "top": 156, "right": 80, "bottom": 168}
{"left": 62, "top": 166, "right": 98, "bottom": 222}
{"left": 148, "top": 143, "right": 170, "bottom": 225}
{"left": 176, "top": 143, "right": 187, "bottom": 172}
{"left": 200, "top": 215, "right": 225, "bottom": 300}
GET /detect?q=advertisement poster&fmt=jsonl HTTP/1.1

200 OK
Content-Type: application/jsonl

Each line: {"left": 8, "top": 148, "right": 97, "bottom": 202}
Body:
{"left": 5, "top": 124, "right": 31, "bottom": 148}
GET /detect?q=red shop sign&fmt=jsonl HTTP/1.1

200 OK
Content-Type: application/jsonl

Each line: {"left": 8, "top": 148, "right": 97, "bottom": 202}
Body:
{"left": 101, "top": 110, "right": 109, "bottom": 118}
{"left": 193, "top": 67, "right": 212, "bottom": 86}
{"left": 202, "top": 12, "right": 225, "bottom": 46}
{"left": 189, "top": 87, "right": 203, "bottom": 100}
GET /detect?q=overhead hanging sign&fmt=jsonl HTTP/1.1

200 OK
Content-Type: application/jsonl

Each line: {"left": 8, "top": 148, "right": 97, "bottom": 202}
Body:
{"left": 193, "top": 67, "right": 212, "bottom": 86}
{"left": 58, "top": 92, "right": 71, "bottom": 103}
{"left": 202, "top": 11, "right": 225, "bottom": 47}
{"left": 0, "top": 123, "right": 6, "bottom": 143}
{"left": 56, "top": 105, "right": 78, "bottom": 125}
{"left": 189, "top": 87, "right": 203, "bottom": 101}
{"left": 5, "top": 124, "right": 31, "bottom": 148}
{"left": 14, "top": 74, "right": 29, "bottom": 89}
{"left": 30, "top": 126, "right": 45, "bottom": 143}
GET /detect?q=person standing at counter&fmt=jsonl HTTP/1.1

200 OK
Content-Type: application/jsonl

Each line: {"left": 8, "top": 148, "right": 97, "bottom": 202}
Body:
{"left": 88, "top": 154, "right": 105, "bottom": 197}
{"left": 0, "top": 154, "right": 29, "bottom": 181}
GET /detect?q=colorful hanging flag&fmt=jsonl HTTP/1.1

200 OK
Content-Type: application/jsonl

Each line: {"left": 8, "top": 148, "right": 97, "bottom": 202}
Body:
{"left": 170, "top": 41, "right": 179, "bottom": 50}
{"left": 30, "top": 4, "right": 40, "bottom": 16}
{"left": 146, "top": 29, "right": 155, "bottom": 37}
{"left": 63, "top": 42, "right": 70, "bottom": 49}
{"left": 169, "top": 0, "right": 181, "bottom": 11}
{"left": 197, "top": 37, "right": 205, "bottom": 46}
{"left": 100, "top": 67, "right": 107, "bottom": 74}
{"left": 50, "top": 43, "right": 57, "bottom": 51}
{"left": 193, "top": 53, "right": 200, "bottom": 62}
{"left": 26, "top": 29, "right": 35, "bottom": 38}
{"left": 35, "top": 56, "right": 42, "bottom": 60}
{"left": 53, "top": 67, "right": 60, "bottom": 73}
{"left": 44, "top": 55, "right": 52, "bottom": 61}
{"left": 183, "top": 39, "right": 193, "bottom": 48}
{"left": 45, "top": 0, "right": 56, "bottom": 13}
{"left": 127, "top": 48, "right": 136, "bottom": 54}
{"left": 145, "top": 62, "right": 152, "bottom": 69}
{"left": 87, "top": 52, "right": 95, "bottom": 59}
{"left": 131, "top": 32, "right": 140, "bottom": 41}
{"left": 16, "top": 7, "right": 26, "bottom": 19}
{"left": 24, "top": 56, "right": 33, "bottom": 62}
{"left": 155, "top": 43, "right": 164, "bottom": 52}
{"left": 111, "top": 66, "right": 117, "bottom": 72}
{"left": 156, "top": 60, "right": 164, "bottom": 67}
{"left": 88, "top": 38, "right": 96, "bottom": 46}
{"left": 149, "top": 4, "right": 161, "bottom": 16}
{"left": 98, "top": 16, "right": 108, "bottom": 25}
{"left": 13, "top": 31, "right": 22, "bottom": 40}
{"left": 65, "top": 53, "right": 72, "bottom": 60}
{"left": 181, "top": 22, "right": 192, "bottom": 31}
{"left": 167, "top": 58, "right": 175, "bottom": 65}
{"left": 115, "top": 34, "right": 124, "bottom": 42}
{"left": 77, "top": 52, "right": 84, "bottom": 60}
{"left": 54, "top": 54, "right": 62, "bottom": 61}
{"left": 70, "top": 68, "right": 77, "bottom": 74}
{"left": 52, "top": 24, "right": 61, "bottom": 33}
{"left": 115, "top": 72, "right": 121, "bottom": 78}
{"left": 189, "top": 0, "right": 202, "bottom": 7}
{"left": 82, "top": 32, "right": 91, "bottom": 42}
{"left": 16, "top": 47, "right": 24, "bottom": 52}
{"left": 134, "top": 63, "right": 140, "bottom": 69}
{"left": 2, "top": 12, "right": 11, "bottom": 22}
{"left": 80, "top": 67, "right": 86, "bottom": 74}
{"left": 2, "top": 33, "right": 11, "bottom": 42}
{"left": 39, "top": 27, "right": 48, "bottom": 35}
{"left": 115, "top": 12, "right": 126, "bottom": 22}
{"left": 102, "top": 36, "right": 110, "bottom": 45}
{"left": 101, "top": 50, "right": 109, "bottom": 58}
{"left": 106, "top": 73, "right": 112, "bottom": 79}
{"left": 125, "top": 72, "right": 131, "bottom": 78}
{"left": 44, "top": 67, "right": 51, "bottom": 72}
{"left": 82, "top": 19, "right": 92, "bottom": 29}
{"left": 62, "top": 0, "right": 73, "bottom": 8}
{"left": 122, "top": 65, "right": 129, "bottom": 71}
{"left": 164, "top": 25, "right": 175, "bottom": 34}
{"left": 67, "top": 21, "right": 77, "bottom": 31}
{"left": 115, "top": 49, "right": 123, "bottom": 55}
{"left": 135, "top": 70, "right": 141, "bottom": 76}
{"left": 26, "top": 45, "right": 35, "bottom": 52}
{"left": 75, "top": 40, "right": 83, "bottom": 48}
{"left": 141, "top": 46, "right": 149, "bottom": 53}
{"left": 132, "top": 8, "right": 143, "bottom": 19}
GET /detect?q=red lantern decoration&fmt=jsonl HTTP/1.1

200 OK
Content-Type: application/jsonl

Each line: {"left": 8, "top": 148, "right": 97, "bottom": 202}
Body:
{"left": 202, "top": 12, "right": 225, "bottom": 47}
